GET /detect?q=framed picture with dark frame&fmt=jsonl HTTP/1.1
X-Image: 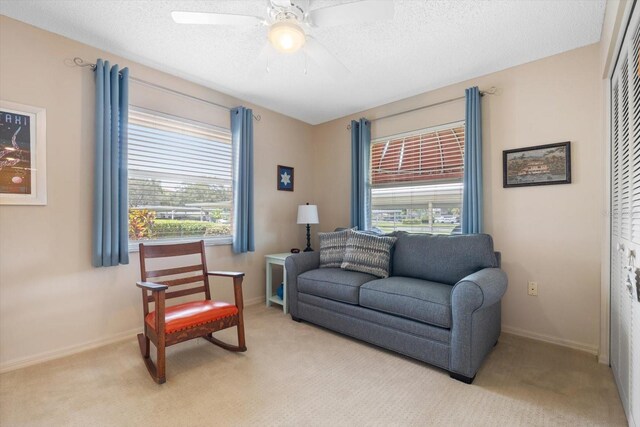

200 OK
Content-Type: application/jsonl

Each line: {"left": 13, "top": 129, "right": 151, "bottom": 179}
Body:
{"left": 0, "top": 100, "right": 47, "bottom": 205}
{"left": 277, "top": 165, "right": 294, "bottom": 191}
{"left": 503, "top": 142, "right": 571, "bottom": 188}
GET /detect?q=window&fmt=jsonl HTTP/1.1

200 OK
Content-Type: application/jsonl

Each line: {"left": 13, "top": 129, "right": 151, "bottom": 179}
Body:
{"left": 128, "top": 108, "right": 233, "bottom": 245}
{"left": 369, "top": 122, "right": 464, "bottom": 235}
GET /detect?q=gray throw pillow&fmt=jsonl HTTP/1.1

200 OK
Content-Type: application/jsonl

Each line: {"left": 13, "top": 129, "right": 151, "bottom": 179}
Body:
{"left": 341, "top": 231, "right": 397, "bottom": 278}
{"left": 319, "top": 229, "right": 351, "bottom": 268}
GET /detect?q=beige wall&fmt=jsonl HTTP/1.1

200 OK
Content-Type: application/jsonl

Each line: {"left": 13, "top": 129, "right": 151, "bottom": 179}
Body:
{"left": 312, "top": 43, "right": 604, "bottom": 353}
{"left": 0, "top": 16, "right": 313, "bottom": 370}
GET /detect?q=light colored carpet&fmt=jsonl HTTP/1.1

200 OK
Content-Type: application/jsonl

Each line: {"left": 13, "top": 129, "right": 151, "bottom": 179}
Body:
{"left": 0, "top": 305, "right": 627, "bottom": 426}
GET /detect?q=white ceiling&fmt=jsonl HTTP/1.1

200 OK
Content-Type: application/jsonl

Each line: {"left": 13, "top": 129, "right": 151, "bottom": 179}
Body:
{"left": 0, "top": 0, "right": 605, "bottom": 125}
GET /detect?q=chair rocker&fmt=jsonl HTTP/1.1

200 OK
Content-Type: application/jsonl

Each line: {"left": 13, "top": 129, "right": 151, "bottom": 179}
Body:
{"left": 136, "top": 240, "right": 246, "bottom": 384}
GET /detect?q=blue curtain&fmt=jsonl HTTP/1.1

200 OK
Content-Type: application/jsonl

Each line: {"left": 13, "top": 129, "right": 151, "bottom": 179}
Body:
{"left": 350, "top": 118, "right": 371, "bottom": 230}
{"left": 92, "top": 59, "right": 129, "bottom": 267}
{"left": 231, "top": 107, "right": 255, "bottom": 253}
{"left": 462, "top": 86, "right": 483, "bottom": 234}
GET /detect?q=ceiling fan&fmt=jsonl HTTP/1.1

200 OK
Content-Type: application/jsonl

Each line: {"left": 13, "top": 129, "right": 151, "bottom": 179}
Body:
{"left": 171, "top": 0, "right": 394, "bottom": 77}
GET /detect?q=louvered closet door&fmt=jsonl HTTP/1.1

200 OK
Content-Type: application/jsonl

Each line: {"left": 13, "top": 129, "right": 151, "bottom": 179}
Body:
{"left": 631, "top": 17, "right": 640, "bottom": 423}
{"left": 611, "top": 4, "right": 640, "bottom": 425}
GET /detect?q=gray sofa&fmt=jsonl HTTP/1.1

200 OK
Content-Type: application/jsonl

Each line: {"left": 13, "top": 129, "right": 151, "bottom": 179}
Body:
{"left": 285, "top": 232, "right": 507, "bottom": 383}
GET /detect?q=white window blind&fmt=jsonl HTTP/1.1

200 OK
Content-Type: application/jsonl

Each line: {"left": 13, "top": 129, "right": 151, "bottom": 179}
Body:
{"left": 128, "top": 108, "right": 233, "bottom": 243}
{"left": 369, "top": 122, "right": 464, "bottom": 234}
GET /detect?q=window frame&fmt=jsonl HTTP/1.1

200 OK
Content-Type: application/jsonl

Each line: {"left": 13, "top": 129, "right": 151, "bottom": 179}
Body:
{"left": 127, "top": 106, "right": 234, "bottom": 252}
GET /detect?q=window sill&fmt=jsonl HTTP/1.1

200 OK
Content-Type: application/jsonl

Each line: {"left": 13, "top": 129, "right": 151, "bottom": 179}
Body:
{"left": 128, "top": 236, "right": 233, "bottom": 253}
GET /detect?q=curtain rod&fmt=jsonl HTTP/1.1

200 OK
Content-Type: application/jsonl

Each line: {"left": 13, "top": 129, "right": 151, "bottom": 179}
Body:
{"left": 72, "top": 57, "right": 261, "bottom": 122}
{"left": 346, "top": 87, "right": 497, "bottom": 130}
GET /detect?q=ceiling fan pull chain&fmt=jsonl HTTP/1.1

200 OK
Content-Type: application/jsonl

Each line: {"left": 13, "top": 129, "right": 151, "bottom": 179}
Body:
{"left": 304, "top": 51, "right": 308, "bottom": 75}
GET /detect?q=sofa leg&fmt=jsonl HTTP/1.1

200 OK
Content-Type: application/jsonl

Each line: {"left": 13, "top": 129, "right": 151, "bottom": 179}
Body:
{"left": 449, "top": 372, "right": 475, "bottom": 384}
{"left": 291, "top": 316, "right": 302, "bottom": 323}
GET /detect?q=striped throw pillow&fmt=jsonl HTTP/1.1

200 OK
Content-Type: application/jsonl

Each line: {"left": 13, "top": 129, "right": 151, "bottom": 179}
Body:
{"left": 341, "top": 231, "right": 397, "bottom": 278}
{"left": 319, "top": 229, "right": 351, "bottom": 268}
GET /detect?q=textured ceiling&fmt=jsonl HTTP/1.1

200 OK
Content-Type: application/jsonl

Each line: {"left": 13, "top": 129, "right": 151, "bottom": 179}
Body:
{"left": 0, "top": 0, "right": 605, "bottom": 124}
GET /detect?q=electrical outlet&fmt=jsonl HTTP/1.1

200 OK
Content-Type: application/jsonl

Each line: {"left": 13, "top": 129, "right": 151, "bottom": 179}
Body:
{"left": 528, "top": 281, "right": 538, "bottom": 296}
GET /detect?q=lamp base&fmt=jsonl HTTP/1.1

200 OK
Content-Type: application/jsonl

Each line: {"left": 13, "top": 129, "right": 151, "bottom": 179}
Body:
{"left": 304, "top": 223, "right": 313, "bottom": 252}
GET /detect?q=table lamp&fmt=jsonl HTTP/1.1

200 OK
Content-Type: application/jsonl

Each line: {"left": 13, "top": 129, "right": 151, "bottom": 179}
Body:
{"left": 297, "top": 203, "right": 319, "bottom": 252}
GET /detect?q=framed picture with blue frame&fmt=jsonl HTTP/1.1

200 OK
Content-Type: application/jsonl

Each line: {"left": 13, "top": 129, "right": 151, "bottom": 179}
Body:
{"left": 277, "top": 165, "right": 294, "bottom": 191}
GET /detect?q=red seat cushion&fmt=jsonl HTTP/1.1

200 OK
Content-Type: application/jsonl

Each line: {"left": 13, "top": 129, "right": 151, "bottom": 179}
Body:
{"left": 145, "top": 300, "right": 238, "bottom": 334}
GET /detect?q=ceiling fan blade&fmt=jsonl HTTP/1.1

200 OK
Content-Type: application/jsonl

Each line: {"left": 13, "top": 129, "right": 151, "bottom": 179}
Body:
{"left": 304, "top": 36, "right": 350, "bottom": 78}
{"left": 308, "top": 0, "right": 394, "bottom": 27}
{"left": 171, "top": 11, "right": 264, "bottom": 26}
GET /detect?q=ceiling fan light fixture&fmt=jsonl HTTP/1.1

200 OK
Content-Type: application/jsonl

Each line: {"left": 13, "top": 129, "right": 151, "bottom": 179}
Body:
{"left": 268, "top": 20, "right": 306, "bottom": 53}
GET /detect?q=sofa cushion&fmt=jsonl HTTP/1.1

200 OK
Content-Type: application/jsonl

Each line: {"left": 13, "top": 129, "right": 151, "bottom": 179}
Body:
{"left": 319, "top": 229, "right": 351, "bottom": 268}
{"left": 359, "top": 277, "right": 453, "bottom": 328}
{"left": 341, "top": 231, "right": 397, "bottom": 278}
{"left": 392, "top": 233, "right": 498, "bottom": 285}
{"left": 297, "top": 268, "right": 377, "bottom": 305}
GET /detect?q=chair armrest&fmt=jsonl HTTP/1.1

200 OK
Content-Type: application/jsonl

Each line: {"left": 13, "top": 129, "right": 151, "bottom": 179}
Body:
{"left": 207, "top": 271, "right": 245, "bottom": 278}
{"left": 136, "top": 281, "right": 168, "bottom": 292}
{"left": 451, "top": 268, "right": 508, "bottom": 312}
{"left": 208, "top": 271, "right": 245, "bottom": 311}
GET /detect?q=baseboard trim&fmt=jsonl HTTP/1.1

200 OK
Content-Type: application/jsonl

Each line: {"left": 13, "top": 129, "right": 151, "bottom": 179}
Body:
{"left": 0, "top": 327, "right": 141, "bottom": 374}
{"left": 598, "top": 352, "right": 610, "bottom": 365}
{"left": 501, "top": 326, "right": 599, "bottom": 356}
{"left": 1, "top": 296, "right": 268, "bottom": 374}
{"left": 245, "top": 295, "right": 265, "bottom": 307}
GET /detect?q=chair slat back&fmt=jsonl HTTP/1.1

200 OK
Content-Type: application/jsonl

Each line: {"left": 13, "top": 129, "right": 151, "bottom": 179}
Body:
{"left": 157, "top": 286, "right": 207, "bottom": 301}
{"left": 155, "top": 275, "right": 206, "bottom": 288}
{"left": 139, "top": 241, "right": 211, "bottom": 313}
{"left": 141, "top": 241, "right": 204, "bottom": 259}
{"left": 145, "top": 264, "right": 203, "bottom": 278}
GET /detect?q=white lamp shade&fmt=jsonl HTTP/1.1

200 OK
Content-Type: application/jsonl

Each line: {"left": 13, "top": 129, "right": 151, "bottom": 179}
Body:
{"left": 297, "top": 204, "right": 319, "bottom": 224}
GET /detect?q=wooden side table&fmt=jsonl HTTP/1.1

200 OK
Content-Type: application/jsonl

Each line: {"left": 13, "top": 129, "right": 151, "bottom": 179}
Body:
{"left": 265, "top": 253, "right": 291, "bottom": 314}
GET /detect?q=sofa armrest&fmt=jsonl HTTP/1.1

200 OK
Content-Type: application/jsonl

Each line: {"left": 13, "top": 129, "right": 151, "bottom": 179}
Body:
{"left": 449, "top": 267, "right": 508, "bottom": 378}
{"left": 285, "top": 251, "right": 320, "bottom": 275}
{"left": 285, "top": 252, "right": 320, "bottom": 318}
{"left": 451, "top": 268, "right": 507, "bottom": 312}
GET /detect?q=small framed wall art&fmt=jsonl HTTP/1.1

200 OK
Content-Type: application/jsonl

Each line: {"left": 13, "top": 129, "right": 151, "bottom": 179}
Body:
{"left": 503, "top": 141, "right": 571, "bottom": 188}
{"left": 277, "top": 165, "right": 294, "bottom": 191}
{"left": 0, "top": 100, "right": 47, "bottom": 205}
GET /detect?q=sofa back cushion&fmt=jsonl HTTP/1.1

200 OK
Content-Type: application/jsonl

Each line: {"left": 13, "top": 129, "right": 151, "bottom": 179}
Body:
{"left": 392, "top": 233, "right": 498, "bottom": 285}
